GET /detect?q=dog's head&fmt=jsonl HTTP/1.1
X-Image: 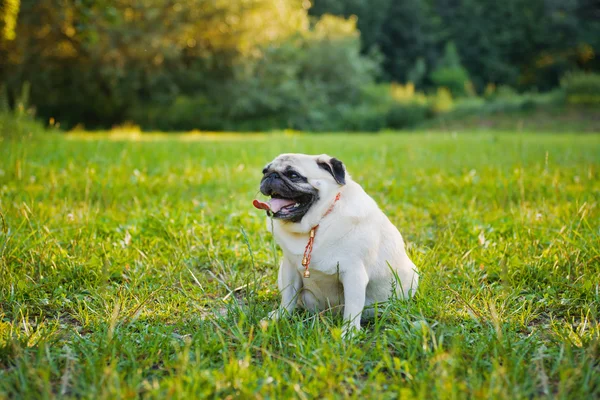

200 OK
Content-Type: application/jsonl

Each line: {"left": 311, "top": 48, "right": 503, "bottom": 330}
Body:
{"left": 256, "top": 154, "right": 346, "bottom": 222}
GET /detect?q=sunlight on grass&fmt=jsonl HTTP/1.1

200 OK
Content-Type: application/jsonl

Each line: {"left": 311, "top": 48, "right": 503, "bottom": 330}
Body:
{"left": 65, "top": 127, "right": 305, "bottom": 142}
{"left": 0, "top": 131, "right": 599, "bottom": 398}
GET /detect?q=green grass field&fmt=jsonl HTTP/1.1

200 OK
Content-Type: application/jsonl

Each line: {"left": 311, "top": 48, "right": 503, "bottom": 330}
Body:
{"left": 1, "top": 130, "right": 599, "bottom": 399}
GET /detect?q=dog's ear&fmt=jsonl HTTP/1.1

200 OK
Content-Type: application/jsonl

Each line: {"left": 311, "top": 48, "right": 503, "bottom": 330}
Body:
{"left": 317, "top": 157, "right": 346, "bottom": 185}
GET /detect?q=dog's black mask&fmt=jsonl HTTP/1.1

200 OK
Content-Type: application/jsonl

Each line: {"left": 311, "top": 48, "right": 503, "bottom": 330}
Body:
{"left": 260, "top": 169, "right": 318, "bottom": 222}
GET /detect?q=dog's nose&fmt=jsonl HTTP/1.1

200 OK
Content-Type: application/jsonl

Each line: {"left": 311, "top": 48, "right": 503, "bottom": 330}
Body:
{"left": 261, "top": 172, "right": 276, "bottom": 183}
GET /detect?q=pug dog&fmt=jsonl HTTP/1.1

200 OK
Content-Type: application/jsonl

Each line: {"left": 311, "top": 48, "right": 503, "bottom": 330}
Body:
{"left": 253, "top": 153, "right": 418, "bottom": 335}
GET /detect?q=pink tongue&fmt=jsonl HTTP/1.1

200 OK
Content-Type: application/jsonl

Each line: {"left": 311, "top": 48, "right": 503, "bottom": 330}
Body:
{"left": 269, "top": 198, "right": 296, "bottom": 213}
{"left": 253, "top": 199, "right": 270, "bottom": 211}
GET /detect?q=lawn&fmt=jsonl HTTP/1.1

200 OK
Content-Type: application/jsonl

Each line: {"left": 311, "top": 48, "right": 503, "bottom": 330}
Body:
{"left": 1, "top": 130, "right": 599, "bottom": 399}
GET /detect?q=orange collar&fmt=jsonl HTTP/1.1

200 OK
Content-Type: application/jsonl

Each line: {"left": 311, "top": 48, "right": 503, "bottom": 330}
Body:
{"left": 301, "top": 192, "right": 341, "bottom": 278}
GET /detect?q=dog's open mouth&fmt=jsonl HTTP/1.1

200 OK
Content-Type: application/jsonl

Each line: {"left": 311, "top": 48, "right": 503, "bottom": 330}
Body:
{"left": 270, "top": 194, "right": 301, "bottom": 213}
{"left": 253, "top": 192, "right": 315, "bottom": 221}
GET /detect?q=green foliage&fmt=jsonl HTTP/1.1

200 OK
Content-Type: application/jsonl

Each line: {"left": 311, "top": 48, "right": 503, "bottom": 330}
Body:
{"left": 225, "top": 16, "right": 377, "bottom": 132}
{"left": 0, "top": 84, "right": 8, "bottom": 112}
{"left": 334, "top": 84, "right": 391, "bottom": 131}
{"left": 14, "top": 80, "right": 30, "bottom": 117}
{"left": 334, "top": 84, "right": 430, "bottom": 131}
{"left": 0, "top": 81, "right": 45, "bottom": 140}
{"left": 2, "top": 0, "right": 599, "bottom": 130}
{"left": 430, "top": 43, "right": 471, "bottom": 97}
{"left": 127, "top": 14, "right": 377, "bottom": 132}
{"left": 379, "top": 0, "right": 441, "bottom": 85}
{"left": 0, "top": 0, "right": 378, "bottom": 131}
{"left": 130, "top": 95, "right": 225, "bottom": 132}
{"left": 0, "top": 0, "right": 20, "bottom": 40}
{"left": 309, "top": 0, "right": 392, "bottom": 55}
{"left": 407, "top": 58, "right": 427, "bottom": 87}
{"left": 311, "top": 0, "right": 600, "bottom": 91}
{"left": 0, "top": 110, "right": 47, "bottom": 140}
{"left": 421, "top": 89, "right": 598, "bottom": 132}
{"left": 338, "top": 103, "right": 389, "bottom": 132}
{"left": 386, "top": 102, "right": 429, "bottom": 129}
{"left": 430, "top": 87, "right": 454, "bottom": 114}
{"left": 430, "top": 67, "right": 471, "bottom": 98}
{"left": 561, "top": 71, "right": 600, "bottom": 105}
{"left": 1, "top": 132, "right": 599, "bottom": 398}
{"left": 484, "top": 90, "right": 565, "bottom": 114}
{"left": 490, "top": 85, "right": 519, "bottom": 100}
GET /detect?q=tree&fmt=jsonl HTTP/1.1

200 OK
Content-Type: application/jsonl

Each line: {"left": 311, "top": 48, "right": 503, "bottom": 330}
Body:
{"left": 430, "top": 42, "right": 471, "bottom": 97}
{"left": 311, "top": 0, "right": 600, "bottom": 91}
{"left": 1, "top": 0, "right": 377, "bottom": 129}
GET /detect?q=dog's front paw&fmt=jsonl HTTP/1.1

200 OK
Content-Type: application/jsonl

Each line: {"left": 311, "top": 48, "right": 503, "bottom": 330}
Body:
{"left": 342, "top": 325, "right": 359, "bottom": 339}
{"left": 268, "top": 308, "right": 284, "bottom": 320}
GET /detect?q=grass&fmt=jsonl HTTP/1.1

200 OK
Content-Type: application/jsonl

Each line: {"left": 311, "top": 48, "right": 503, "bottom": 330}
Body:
{"left": 1, "top": 126, "right": 599, "bottom": 398}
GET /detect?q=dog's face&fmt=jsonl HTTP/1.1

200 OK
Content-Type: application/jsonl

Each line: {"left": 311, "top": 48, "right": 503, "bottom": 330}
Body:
{"left": 259, "top": 154, "right": 346, "bottom": 222}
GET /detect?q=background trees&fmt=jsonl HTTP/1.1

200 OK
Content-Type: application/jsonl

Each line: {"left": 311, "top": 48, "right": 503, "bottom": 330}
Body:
{"left": 310, "top": 0, "right": 600, "bottom": 91}
{"left": 1, "top": 0, "right": 598, "bottom": 130}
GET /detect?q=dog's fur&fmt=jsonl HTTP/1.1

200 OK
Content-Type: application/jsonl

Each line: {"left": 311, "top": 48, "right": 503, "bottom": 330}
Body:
{"left": 258, "top": 153, "right": 418, "bottom": 334}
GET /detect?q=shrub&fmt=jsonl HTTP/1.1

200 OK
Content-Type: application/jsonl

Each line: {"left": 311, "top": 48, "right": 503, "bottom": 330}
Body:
{"left": 0, "top": 84, "right": 9, "bottom": 113}
{"left": 389, "top": 82, "right": 428, "bottom": 105}
{"left": 406, "top": 58, "right": 427, "bottom": 87}
{"left": 339, "top": 103, "right": 389, "bottom": 132}
{"left": 223, "top": 14, "right": 378, "bottom": 132}
{"left": 0, "top": 81, "right": 48, "bottom": 140}
{"left": 464, "top": 80, "right": 477, "bottom": 97}
{"left": 494, "top": 85, "right": 519, "bottom": 99}
{"left": 340, "top": 83, "right": 431, "bottom": 131}
{"left": 386, "top": 102, "right": 429, "bottom": 129}
{"left": 0, "top": 112, "right": 47, "bottom": 140}
{"left": 561, "top": 71, "right": 600, "bottom": 105}
{"left": 129, "top": 95, "right": 227, "bottom": 131}
{"left": 333, "top": 85, "right": 389, "bottom": 132}
{"left": 430, "top": 87, "right": 454, "bottom": 114}
{"left": 530, "top": 89, "right": 565, "bottom": 107}
{"left": 443, "top": 88, "right": 566, "bottom": 120}
{"left": 335, "top": 83, "right": 432, "bottom": 131}
{"left": 430, "top": 43, "right": 471, "bottom": 97}
{"left": 446, "top": 97, "right": 486, "bottom": 117}
{"left": 484, "top": 83, "right": 496, "bottom": 99}
{"left": 431, "top": 67, "right": 471, "bottom": 97}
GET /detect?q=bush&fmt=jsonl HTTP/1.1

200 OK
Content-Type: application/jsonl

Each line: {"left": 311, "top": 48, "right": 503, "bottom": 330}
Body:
{"left": 430, "top": 43, "right": 471, "bottom": 97}
{"left": 389, "top": 82, "right": 428, "bottom": 104}
{"left": 139, "top": 14, "right": 380, "bottom": 133}
{"left": 129, "top": 95, "right": 227, "bottom": 131}
{"left": 215, "top": 14, "right": 379, "bottom": 132}
{"left": 332, "top": 85, "right": 388, "bottom": 132}
{"left": 406, "top": 58, "right": 427, "bottom": 87}
{"left": 561, "top": 71, "right": 600, "bottom": 105}
{"left": 446, "top": 97, "right": 486, "bottom": 118}
{"left": 430, "top": 87, "right": 454, "bottom": 114}
{"left": 493, "top": 85, "right": 519, "bottom": 99}
{"left": 484, "top": 83, "right": 496, "bottom": 99}
{"left": 0, "top": 82, "right": 49, "bottom": 140}
{"left": 386, "top": 102, "right": 429, "bottom": 129}
{"left": 337, "top": 83, "right": 430, "bottom": 131}
{"left": 430, "top": 67, "right": 471, "bottom": 97}
{"left": 0, "top": 112, "right": 47, "bottom": 140}
{"left": 339, "top": 103, "right": 389, "bottom": 132}
{"left": 440, "top": 88, "right": 566, "bottom": 122}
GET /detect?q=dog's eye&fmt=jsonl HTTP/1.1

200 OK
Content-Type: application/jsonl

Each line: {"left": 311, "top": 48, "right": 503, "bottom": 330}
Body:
{"left": 287, "top": 171, "right": 300, "bottom": 180}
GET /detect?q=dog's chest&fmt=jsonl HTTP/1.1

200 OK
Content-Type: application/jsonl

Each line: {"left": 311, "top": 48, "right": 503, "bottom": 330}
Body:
{"left": 284, "top": 248, "right": 344, "bottom": 276}
{"left": 275, "top": 224, "right": 353, "bottom": 276}
{"left": 299, "top": 269, "right": 344, "bottom": 311}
